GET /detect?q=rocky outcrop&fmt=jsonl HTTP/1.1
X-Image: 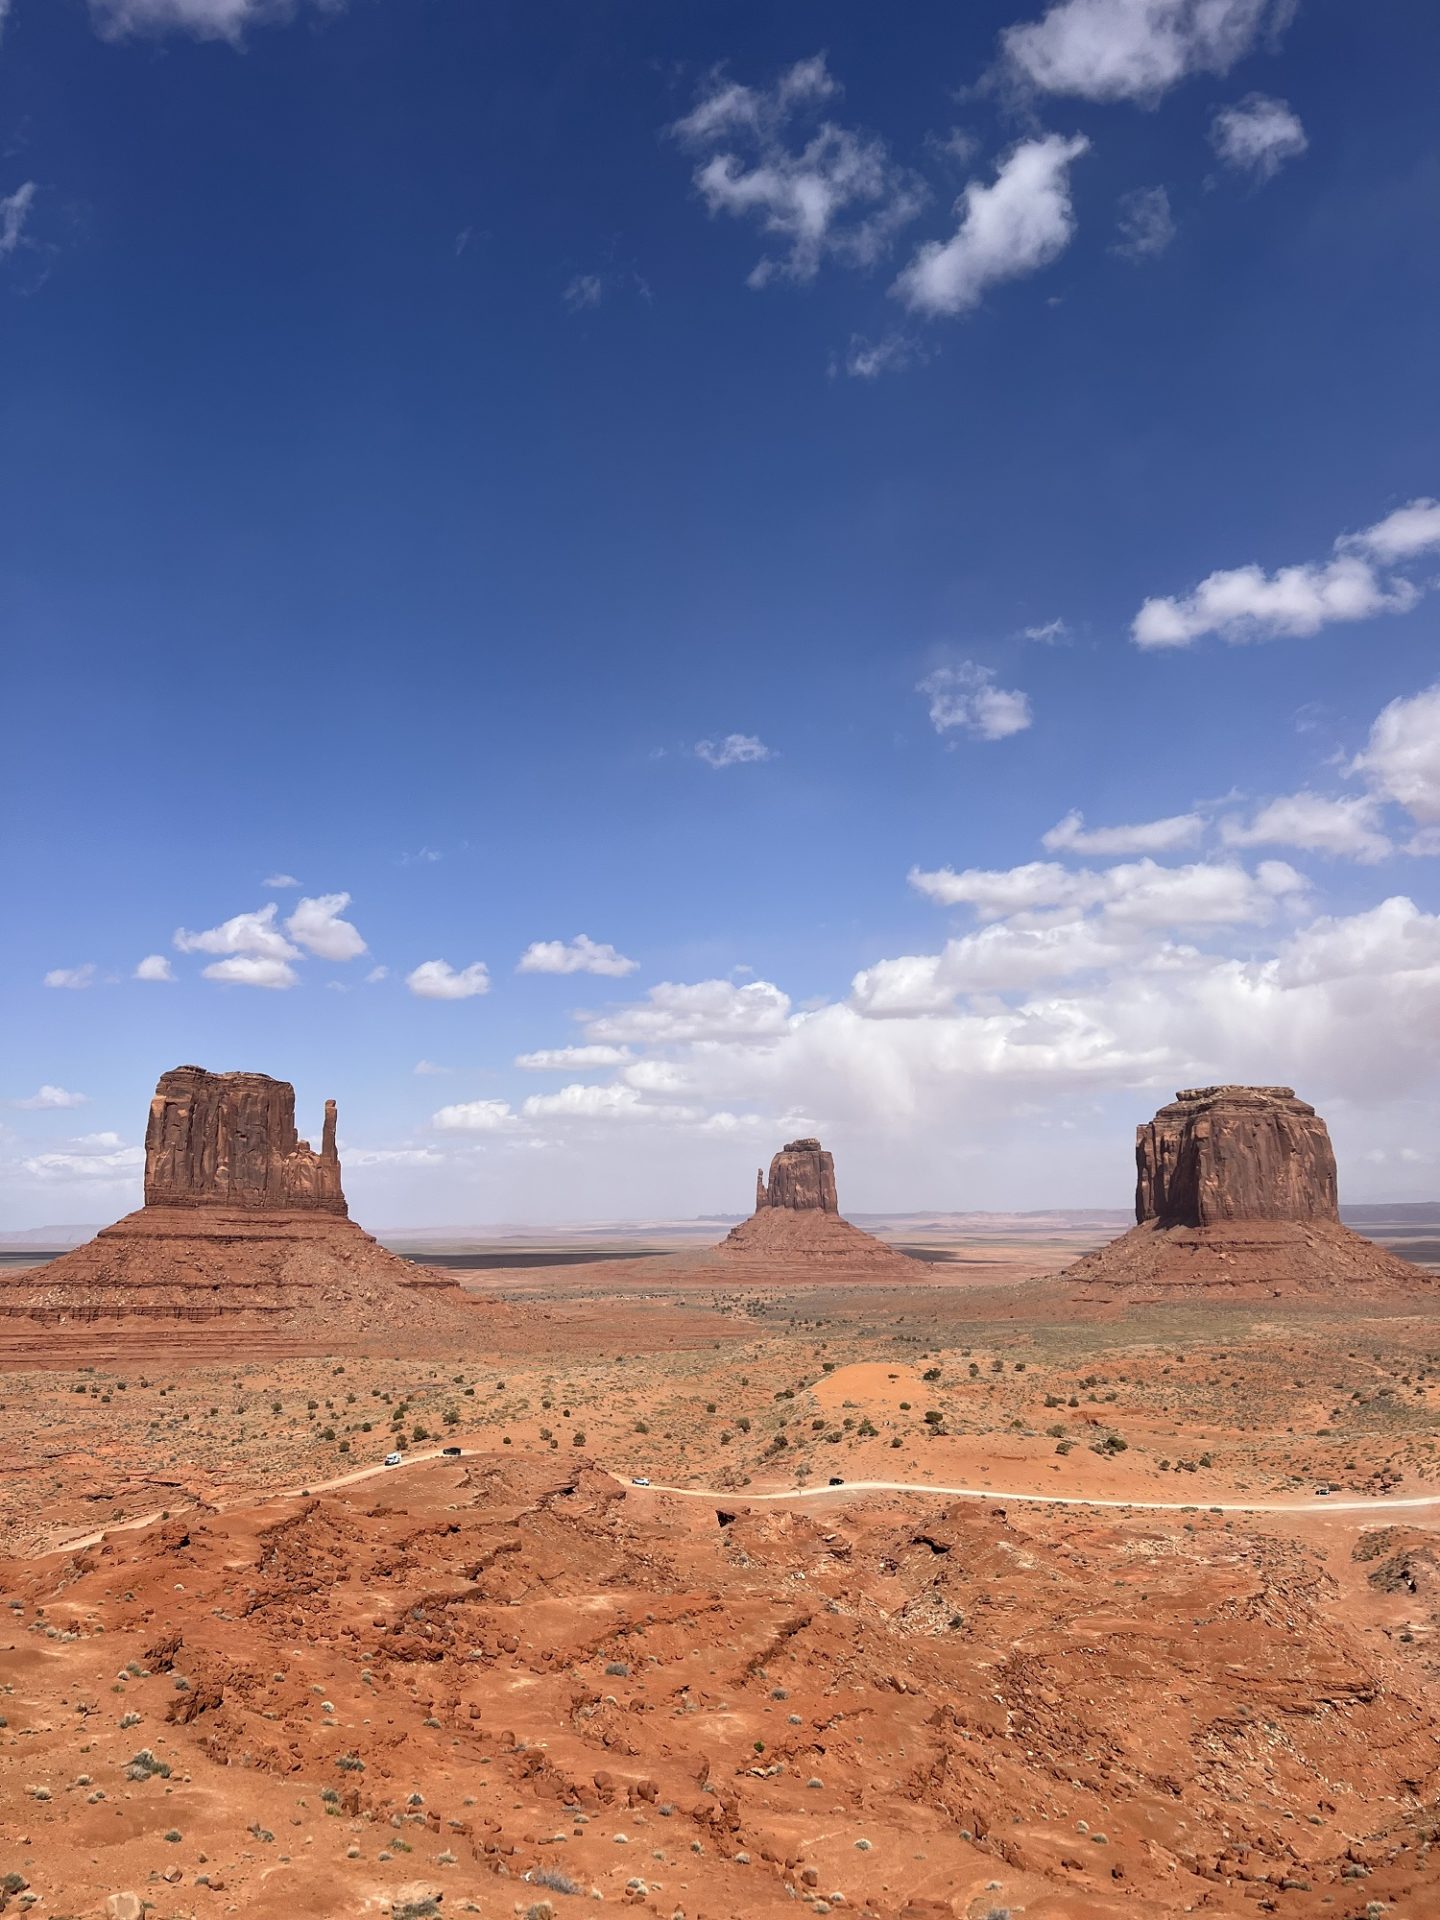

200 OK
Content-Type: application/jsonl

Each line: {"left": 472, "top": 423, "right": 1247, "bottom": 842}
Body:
{"left": 145, "top": 1066, "right": 346, "bottom": 1214}
{"left": 1135, "top": 1085, "right": 1338, "bottom": 1228}
{"left": 1061, "top": 1084, "right": 1429, "bottom": 1300}
{"left": 721, "top": 1138, "right": 916, "bottom": 1272}
{"left": 1, "top": 1064, "right": 472, "bottom": 1337}
{"left": 755, "top": 1138, "right": 838, "bottom": 1214}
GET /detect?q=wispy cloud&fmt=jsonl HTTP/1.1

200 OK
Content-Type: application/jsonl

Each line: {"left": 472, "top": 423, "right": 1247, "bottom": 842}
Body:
{"left": 1112, "top": 185, "right": 1175, "bottom": 260}
{"left": 43, "top": 964, "right": 96, "bottom": 990}
{"left": 0, "top": 181, "right": 36, "bottom": 260}
{"left": 263, "top": 872, "right": 301, "bottom": 889}
{"left": 695, "top": 733, "right": 773, "bottom": 769}
{"left": 672, "top": 53, "right": 925, "bottom": 288}
{"left": 10, "top": 1085, "right": 89, "bottom": 1110}
{"left": 1210, "top": 93, "right": 1307, "bottom": 182}
{"left": 918, "top": 663, "right": 1032, "bottom": 741}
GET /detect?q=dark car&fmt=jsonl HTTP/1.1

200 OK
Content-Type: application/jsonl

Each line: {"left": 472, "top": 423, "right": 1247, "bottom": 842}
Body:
{"left": 828, "top": 1476, "right": 844, "bottom": 1487}
{"left": 442, "top": 1445, "right": 463, "bottom": 1458}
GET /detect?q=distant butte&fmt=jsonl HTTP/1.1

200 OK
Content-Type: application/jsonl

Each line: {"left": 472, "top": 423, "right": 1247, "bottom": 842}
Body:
{"left": 720, "top": 1136, "right": 920, "bottom": 1271}
{"left": 0, "top": 1066, "right": 471, "bottom": 1335}
{"left": 1062, "top": 1084, "right": 1432, "bottom": 1299}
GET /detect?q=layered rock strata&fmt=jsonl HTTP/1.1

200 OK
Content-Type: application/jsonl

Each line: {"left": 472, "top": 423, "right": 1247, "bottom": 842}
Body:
{"left": 1063, "top": 1084, "right": 1428, "bottom": 1300}
{"left": 755, "top": 1138, "right": 838, "bottom": 1214}
{"left": 2, "top": 1067, "right": 471, "bottom": 1334}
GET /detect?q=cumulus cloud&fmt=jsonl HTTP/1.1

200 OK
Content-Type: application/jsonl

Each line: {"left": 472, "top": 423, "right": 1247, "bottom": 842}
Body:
{"left": 431, "top": 1099, "right": 517, "bottom": 1133}
{"left": 1112, "top": 184, "right": 1175, "bottom": 260}
{"left": 1000, "top": 0, "right": 1284, "bottom": 105}
{"left": 406, "top": 959, "right": 491, "bottom": 1001}
{"left": 134, "top": 954, "right": 175, "bottom": 982}
{"left": 1220, "top": 792, "right": 1394, "bottom": 864}
{"left": 1042, "top": 808, "right": 1204, "bottom": 855}
{"left": 584, "top": 978, "right": 792, "bottom": 1047}
{"left": 918, "top": 663, "right": 1032, "bottom": 741}
{"left": 516, "top": 1045, "right": 632, "bottom": 1071}
{"left": 284, "top": 892, "right": 367, "bottom": 962}
{"left": 0, "top": 181, "right": 37, "bottom": 260}
{"left": 517, "top": 935, "right": 639, "bottom": 978}
{"left": 87, "top": 0, "right": 309, "bottom": 42}
{"left": 175, "top": 903, "right": 298, "bottom": 961}
{"left": 1132, "top": 496, "right": 1440, "bottom": 648}
{"left": 893, "top": 134, "right": 1088, "bottom": 318}
{"left": 520, "top": 1084, "right": 661, "bottom": 1122}
{"left": 201, "top": 955, "right": 299, "bottom": 989}
{"left": 672, "top": 53, "right": 924, "bottom": 288}
{"left": 10, "top": 1085, "right": 89, "bottom": 1110}
{"left": 1353, "top": 682, "right": 1440, "bottom": 830}
{"left": 1210, "top": 93, "right": 1307, "bottom": 181}
{"left": 695, "top": 733, "right": 773, "bottom": 768}
{"left": 44, "top": 965, "right": 96, "bottom": 990}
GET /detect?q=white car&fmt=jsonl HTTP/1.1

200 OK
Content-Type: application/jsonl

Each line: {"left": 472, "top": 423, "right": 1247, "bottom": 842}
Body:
{"left": 384, "top": 1452, "right": 403, "bottom": 1467}
{"left": 631, "top": 1476, "right": 651, "bottom": 1487}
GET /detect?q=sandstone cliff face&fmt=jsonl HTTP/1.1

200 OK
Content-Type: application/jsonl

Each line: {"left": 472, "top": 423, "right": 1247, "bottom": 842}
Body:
{"left": 1135, "top": 1085, "right": 1338, "bottom": 1228}
{"left": 145, "top": 1066, "right": 346, "bottom": 1215}
{"left": 755, "top": 1137, "right": 838, "bottom": 1214}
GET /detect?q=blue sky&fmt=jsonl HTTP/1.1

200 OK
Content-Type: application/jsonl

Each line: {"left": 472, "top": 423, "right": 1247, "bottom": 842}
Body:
{"left": 3, "top": 0, "right": 1438, "bottom": 1226}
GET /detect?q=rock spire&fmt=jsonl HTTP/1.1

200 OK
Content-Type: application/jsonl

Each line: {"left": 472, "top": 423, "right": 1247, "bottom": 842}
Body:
{"left": 754, "top": 1137, "right": 838, "bottom": 1215}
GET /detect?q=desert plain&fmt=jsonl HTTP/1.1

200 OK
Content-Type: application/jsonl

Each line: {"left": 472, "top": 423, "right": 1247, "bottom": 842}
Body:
{"left": 2, "top": 1089, "right": 1440, "bottom": 1920}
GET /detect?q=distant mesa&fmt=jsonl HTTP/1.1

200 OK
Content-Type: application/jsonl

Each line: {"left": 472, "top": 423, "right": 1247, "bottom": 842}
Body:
{"left": 1, "top": 1066, "right": 471, "bottom": 1336}
{"left": 1063, "top": 1084, "right": 1431, "bottom": 1299}
{"left": 720, "top": 1137, "right": 919, "bottom": 1271}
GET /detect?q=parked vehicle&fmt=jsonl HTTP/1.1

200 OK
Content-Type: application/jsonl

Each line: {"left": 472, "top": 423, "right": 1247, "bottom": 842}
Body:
{"left": 384, "top": 1452, "right": 403, "bottom": 1467}
{"left": 631, "top": 1476, "right": 651, "bottom": 1487}
{"left": 442, "top": 1445, "right": 462, "bottom": 1458}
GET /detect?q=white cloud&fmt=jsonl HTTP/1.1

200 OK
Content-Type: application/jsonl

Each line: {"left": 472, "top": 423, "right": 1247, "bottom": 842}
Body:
{"left": 918, "top": 662, "right": 1032, "bottom": 741}
{"left": 1353, "top": 682, "right": 1440, "bottom": 828}
{"left": 23, "top": 1132, "right": 145, "bottom": 1181}
{"left": 413, "top": 1059, "right": 451, "bottom": 1076}
{"left": 1112, "top": 184, "right": 1175, "bottom": 259}
{"left": 836, "top": 332, "right": 924, "bottom": 380}
{"left": 1210, "top": 93, "right": 1307, "bottom": 181}
{"left": 516, "top": 1045, "right": 631, "bottom": 1071}
{"left": 284, "top": 891, "right": 367, "bottom": 962}
{"left": 1022, "top": 617, "right": 1069, "bottom": 643}
{"left": 0, "top": 181, "right": 36, "bottom": 259}
{"left": 1132, "top": 497, "right": 1440, "bottom": 648}
{"left": 406, "top": 959, "right": 491, "bottom": 1001}
{"left": 1000, "top": 0, "right": 1282, "bottom": 105}
{"left": 431, "top": 1099, "right": 517, "bottom": 1133}
{"left": 263, "top": 872, "right": 301, "bottom": 889}
{"left": 201, "top": 955, "right": 299, "bottom": 990}
{"left": 44, "top": 965, "right": 97, "bottom": 990}
{"left": 366, "top": 965, "right": 389, "bottom": 984}
{"left": 584, "top": 977, "right": 792, "bottom": 1046}
{"left": 344, "top": 1145, "right": 446, "bottom": 1168}
{"left": 695, "top": 733, "right": 773, "bottom": 768}
{"left": 909, "top": 855, "right": 1304, "bottom": 930}
{"left": 563, "top": 272, "right": 604, "bottom": 310}
{"left": 520, "top": 1084, "right": 660, "bottom": 1122}
{"left": 672, "top": 53, "right": 924, "bottom": 287}
{"left": 517, "top": 935, "right": 639, "bottom": 978}
{"left": 1220, "top": 792, "right": 1394, "bottom": 864}
{"left": 10, "top": 1085, "right": 89, "bottom": 1110}
{"left": 893, "top": 134, "right": 1089, "bottom": 318}
{"left": 1345, "top": 499, "right": 1440, "bottom": 564}
{"left": 1043, "top": 808, "right": 1204, "bottom": 855}
{"left": 175, "top": 903, "right": 299, "bottom": 961}
{"left": 134, "top": 954, "right": 175, "bottom": 982}
{"left": 87, "top": 0, "right": 307, "bottom": 43}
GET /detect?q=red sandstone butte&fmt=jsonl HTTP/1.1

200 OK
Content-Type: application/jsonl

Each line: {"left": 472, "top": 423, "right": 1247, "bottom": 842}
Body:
{"left": 1064, "top": 1084, "right": 1429, "bottom": 1299}
{"left": 722, "top": 1136, "right": 918, "bottom": 1271}
{"left": 0, "top": 1066, "right": 471, "bottom": 1336}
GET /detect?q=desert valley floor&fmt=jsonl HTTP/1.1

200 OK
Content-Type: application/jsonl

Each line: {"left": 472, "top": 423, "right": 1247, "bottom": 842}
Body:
{"left": 3, "top": 1224, "right": 1440, "bottom": 1920}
